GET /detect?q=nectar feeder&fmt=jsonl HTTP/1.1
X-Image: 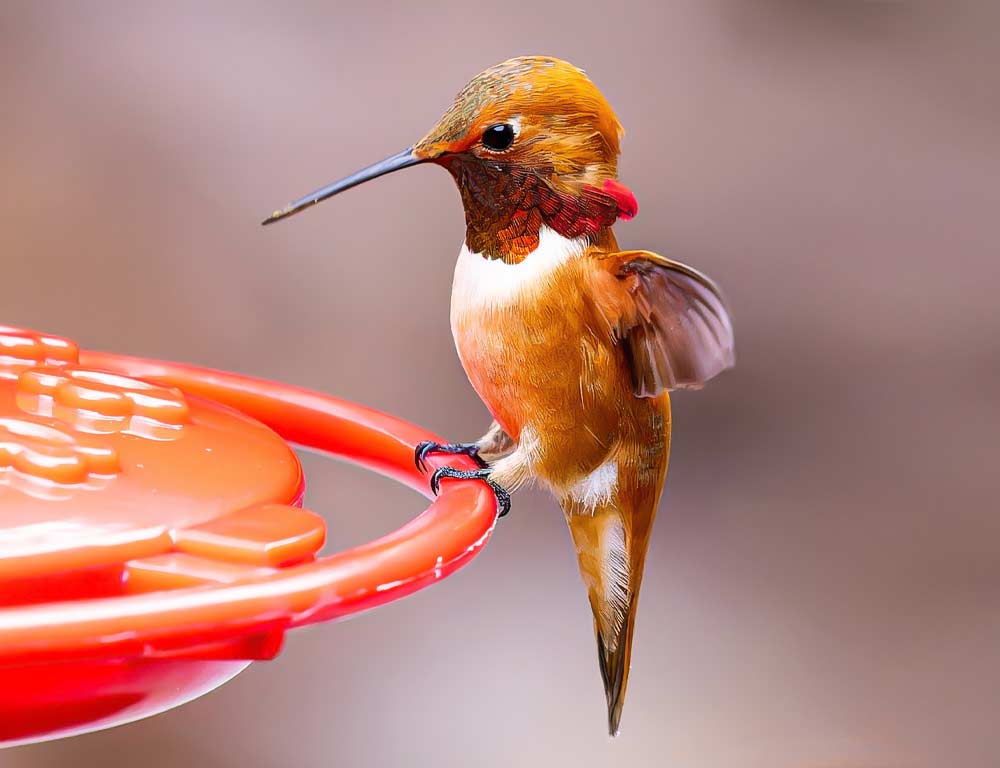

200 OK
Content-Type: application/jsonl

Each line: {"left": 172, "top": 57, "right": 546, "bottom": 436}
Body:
{"left": 0, "top": 326, "right": 497, "bottom": 747}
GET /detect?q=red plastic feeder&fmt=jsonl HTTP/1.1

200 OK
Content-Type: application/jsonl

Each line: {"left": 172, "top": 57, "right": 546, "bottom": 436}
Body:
{"left": 0, "top": 326, "right": 497, "bottom": 747}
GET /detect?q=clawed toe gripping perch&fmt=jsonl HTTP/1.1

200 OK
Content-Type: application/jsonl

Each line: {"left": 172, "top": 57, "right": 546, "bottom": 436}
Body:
{"left": 414, "top": 441, "right": 512, "bottom": 518}
{"left": 414, "top": 440, "right": 487, "bottom": 471}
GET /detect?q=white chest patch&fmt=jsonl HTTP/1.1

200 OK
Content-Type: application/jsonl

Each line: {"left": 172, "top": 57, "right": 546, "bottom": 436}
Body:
{"left": 451, "top": 225, "right": 587, "bottom": 318}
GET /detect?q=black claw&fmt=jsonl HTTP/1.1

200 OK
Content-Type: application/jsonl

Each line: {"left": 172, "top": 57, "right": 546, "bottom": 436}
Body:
{"left": 428, "top": 467, "right": 444, "bottom": 496}
{"left": 414, "top": 441, "right": 486, "bottom": 472}
{"left": 429, "top": 466, "right": 512, "bottom": 518}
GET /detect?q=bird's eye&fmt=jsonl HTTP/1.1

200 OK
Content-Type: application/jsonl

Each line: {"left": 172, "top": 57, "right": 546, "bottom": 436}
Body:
{"left": 482, "top": 123, "right": 516, "bottom": 152}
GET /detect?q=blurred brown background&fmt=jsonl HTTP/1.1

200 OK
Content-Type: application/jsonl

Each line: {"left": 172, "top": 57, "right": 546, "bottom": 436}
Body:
{"left": 2, "top": 1, "right": 998, "bottom": 766}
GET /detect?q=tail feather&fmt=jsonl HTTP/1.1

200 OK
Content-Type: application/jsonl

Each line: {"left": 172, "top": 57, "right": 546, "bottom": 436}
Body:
{"left": 596, "top": 594, "right": 638, "bottom": 736}
{"left": 564, "top": 495, "right": 657, "bottom": 737}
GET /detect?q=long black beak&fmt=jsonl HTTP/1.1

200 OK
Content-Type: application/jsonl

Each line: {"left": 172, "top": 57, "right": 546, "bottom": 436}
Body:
{"left": 261, "top": 147, "right": 423, "bottom": 225}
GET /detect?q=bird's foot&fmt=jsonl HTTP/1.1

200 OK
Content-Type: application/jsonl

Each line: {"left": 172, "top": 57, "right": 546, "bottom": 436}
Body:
{"left": 414, "top": 441, "right": 487, "bottom": 472}
{"left": 429, "top": 466, "right": 511, "bottom": 518}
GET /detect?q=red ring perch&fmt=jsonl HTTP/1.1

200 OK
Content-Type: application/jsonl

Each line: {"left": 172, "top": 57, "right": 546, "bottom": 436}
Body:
{"left": 0, "top": 329, "right": 497, "bottom": 746}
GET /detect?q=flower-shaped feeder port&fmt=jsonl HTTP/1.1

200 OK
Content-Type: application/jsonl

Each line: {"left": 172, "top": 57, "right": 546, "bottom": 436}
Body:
{"left": 0, "top": 326, "right": 497, "bottom": 747}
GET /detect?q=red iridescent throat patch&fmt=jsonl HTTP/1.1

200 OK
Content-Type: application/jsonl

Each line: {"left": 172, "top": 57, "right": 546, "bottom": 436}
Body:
{"left": 449, "top": 159, "right": 639, "bottom": 262}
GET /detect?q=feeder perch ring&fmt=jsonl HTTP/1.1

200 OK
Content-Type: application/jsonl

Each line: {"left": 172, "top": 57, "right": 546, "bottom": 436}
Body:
{"left": 0, "top": 326, "right": 498, "bottom": 747}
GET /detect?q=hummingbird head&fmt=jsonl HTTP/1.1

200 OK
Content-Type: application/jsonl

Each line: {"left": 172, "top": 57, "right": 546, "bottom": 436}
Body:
{"left": 413, "top": 56, "right": 635, "bottom": 260}
{"left": 263, "top": 56, "right": 637, "bottom": 262}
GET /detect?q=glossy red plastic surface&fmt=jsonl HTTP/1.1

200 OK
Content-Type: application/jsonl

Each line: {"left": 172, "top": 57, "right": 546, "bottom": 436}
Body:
{"left": 0, "top": 326, "right": 497, "bottom": 746}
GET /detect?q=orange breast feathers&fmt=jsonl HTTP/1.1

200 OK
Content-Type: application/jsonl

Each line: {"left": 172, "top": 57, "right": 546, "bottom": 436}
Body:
{"left": 449, "top": 229, "right": 734, "bottom": 484}
{"left": 449, "top": 230, "right": 644, "bottom": 485}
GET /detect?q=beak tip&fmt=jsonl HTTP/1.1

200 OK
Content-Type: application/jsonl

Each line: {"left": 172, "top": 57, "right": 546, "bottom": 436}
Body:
{"left": 261, "top": 207, "right": 293, "bottom": 226}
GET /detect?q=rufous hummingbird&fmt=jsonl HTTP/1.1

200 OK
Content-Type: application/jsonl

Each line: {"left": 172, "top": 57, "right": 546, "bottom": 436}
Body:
{"left": 263, "top": 56, "right": 734, "bottom": 736}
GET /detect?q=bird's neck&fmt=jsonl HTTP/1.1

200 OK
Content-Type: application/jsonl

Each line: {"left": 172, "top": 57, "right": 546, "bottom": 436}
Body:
{"left": 445, "top": 158, "right": 626, "bottom": 264}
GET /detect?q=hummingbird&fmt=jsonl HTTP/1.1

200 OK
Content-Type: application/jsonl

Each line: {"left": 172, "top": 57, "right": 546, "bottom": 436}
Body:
{"left": 263, "top": 56, "right": 734, "bottom": 735}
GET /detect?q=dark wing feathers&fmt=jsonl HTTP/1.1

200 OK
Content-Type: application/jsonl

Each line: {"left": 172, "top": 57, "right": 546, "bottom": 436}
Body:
{"left": 613, "top": 251, "right": 735, "bottom": 397}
